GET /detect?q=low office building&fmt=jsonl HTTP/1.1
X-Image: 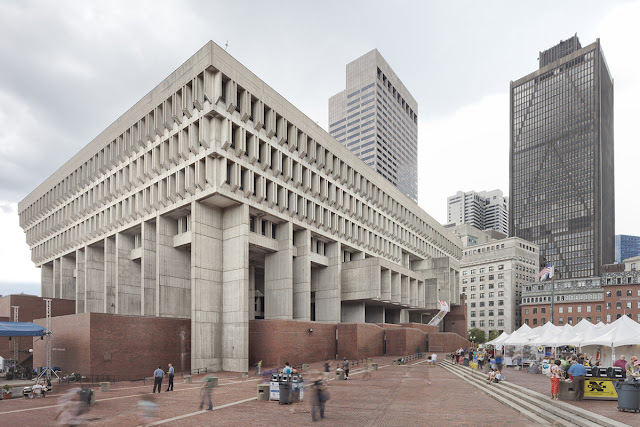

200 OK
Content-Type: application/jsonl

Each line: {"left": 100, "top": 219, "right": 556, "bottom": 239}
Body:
{"left": 461, "top": 237, "right": 539, "bottom": 338}
{"left": 19, "top": 41, "right": 463, "bottom": 375}
{"left": 615, "top": 235, "right": 640, "bottom": 264}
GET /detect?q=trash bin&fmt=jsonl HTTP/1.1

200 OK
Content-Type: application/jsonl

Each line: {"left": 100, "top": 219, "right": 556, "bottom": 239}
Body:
{"left": 291, "top": 377, "right": 303, "bottom": 403}
{"left": 279, "top": 381, "right": 292, "bottom": 405}
{"left": 463, "top": 358, "right": 470, "bottom": 367}
{"left": 614, "top": 381, "right": 640, "bottom": 412}
{"left": 558, "top": 380, "right": 575, "bottom": 401}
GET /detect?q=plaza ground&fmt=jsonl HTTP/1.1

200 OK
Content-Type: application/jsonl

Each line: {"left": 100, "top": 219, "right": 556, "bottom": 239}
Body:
{"left": 0, "top": 355, "right": 635, "bottom": 426}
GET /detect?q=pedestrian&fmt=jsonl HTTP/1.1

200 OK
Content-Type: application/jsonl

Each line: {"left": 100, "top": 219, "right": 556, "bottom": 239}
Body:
{"left": 613, "top": 354, "right": 626, "bottom": 370}
{"left": 311, "top": 373, "right": 328, "bottom": 421}
{"left": 342, "top": 357, "right": 350, "bottom": 380}
{"left": 256, "top": 360, "right": 262, "bottom": 376}
{"left": 166, "top": 363, "right": 174, "bottom": 391}
{"left": 323, "top": 361, "right": 331, "bottom": 382}
{"left": 478, "top": 351, "right": 485, "bottom": 370}
{"left": 283, "top": 362, "right": 293, "bottom": 374}
{"left": 550, "top": 359, "right": 562, "bottom": 400}
{"left": 54, "top": 387, "right": 82, "bottom": 426}
{"left": 199, "top": 374, "right": 216, "bottom": 411}
{"left": 153, "top": 365, "right": 164, "bottom": 393}
{"left": 625, "top": 356, "right": 639, "bottom": 381}
{"left": 138, "top": 394, "right": 159, "bottom": 426}
{"left": 568, "top": 359, "right": 586, "bottom": 401}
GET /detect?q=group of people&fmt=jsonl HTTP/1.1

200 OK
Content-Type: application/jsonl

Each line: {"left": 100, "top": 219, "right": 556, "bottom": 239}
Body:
{"left": 613, "top": 354, "right": 640, "bottom": 381}
{"left": 151, "top": 363, "right": 175, "bottom": 393}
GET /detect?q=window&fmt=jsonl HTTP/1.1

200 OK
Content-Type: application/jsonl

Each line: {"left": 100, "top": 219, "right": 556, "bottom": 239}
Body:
{"left": 559, "top": 307, "right": 564, "bottom": 313}
{"left": 568, "top": 317, "right": 573, "bottom": 325}
{"left": 498, "top": 319, "right": 504, "bottom": 326}
{"left": 488, "top": 320, "right": 495, "bottom": 327}
{"left": 498, "top": 264, "right": 504, "bottom": 270}
{"left": 525, "top": 308, "right": 529, "bottom": 315}
{"left": 627, "top": 302, "right": 632, "bottom": 309}
{"left": 470, "top": 321, "right": 476, "bottom": 327}
{"left": 470, "top": 311, "right": 476, "bottom": 317}
{"left": 479, "top": 320, "right": 485, "bottom": 327}
{"left": 533, "top": 308, "right": 537, "bottom": 314}
{"left": 541, "top": 318, "right": 546, "bottom": 324}
{"left": 462, "top": 270, "right": 468, "bottom": 276}
{"left": 488, "top": 292, "right": 495, "bottom": 298}
{"left": 577, "top": 316, "right": 582, "bottom": 322}
{"left": 627, "top": 290, "right": 633, "bottom": 297}
{"left": 533, "top": 318, "right": 538, "bottom": 325}
{"left": 596, "top": 316, "right": 601, "bottom": 323}
{"left": 462, "top": 287, "right": 467, "bottom": 293}
{"left": 498, "top": 273, "right": 504, "bottom": 279}
{"left": 470, "top": 294, "right": 476, "bottom": 299}
{"left": 489, "top": 301, "right": 494, "bottom": 306}
{"left": 616, "top": 290, "right": 622, "bottom": 297}
{"left": 541, "top": 307, "right": 546, "bottom": 314}
{"left": 525, "top": 319, "right": 529, "bottom": 325}
{"left": 577, "top": 306, "right": 582, "bottom": 313}
{"left": 606, "top": 290, "right": 611, "bottom": 297}
{"left": 479, "top": 268, "right": 485, "bottom": 273}
{"left": 470, "top": 269, "right": 476, "bottom": 274}
{"left": 596, "top": 305, "right": 601, "bottom": 312}
{"left": 479, "top": 302, "right": 485, "bottom": 307}
{"left": 606, "top": 302, "right": 612, "bottom": 309}
{"left": 470, "top": 302, "right": 476, "bottom": 308}
{"left": 470, "top": 286, "right": 476, "bottom": 291}
{"left": 587, "top": 306, "right": 591, "bottom": 313}
{"left": 479, "top": 293, "right": 485, "bottom": 299}
{"left": 498, "top": 291, "right": 504, "bottom": 297}
{"left": 480, "top": 276, "right": 485, "bottom": 281}
{"left": 489, "top": 266, "right": 494, "bottom": 272}
{"left": 559, "top": 317, "right": 564, "bottom": 324}
{"left": 498, "top": 309, "right": 504, "bottom": 316}
{"left": 479, "top": 285, "right": 485, "bottom": 290}
{"left": 489, "top": 275, "right": 494, "bottom": 280}
{"left": 471, "top": 278, "right": 476, "bottom": 283}
{"left": 489, "top": 284, "right": 494, "bottom": 289}
{"left": 462, "top": 279, "right": 467, "bottom": 284}
{"left": 498, "top": 300, "right": 504, "bottom": 306}
{"left": 606, "top": 314, "right": 612, "bottom": 322}
{"left": 616, "top": 302, "right": 622, "bottom": 309}
{"left": 568, "top": 306, "right": 573, "bottom": 313}
{"left": 488, "top": 310, "right": 494, "bottom": 316}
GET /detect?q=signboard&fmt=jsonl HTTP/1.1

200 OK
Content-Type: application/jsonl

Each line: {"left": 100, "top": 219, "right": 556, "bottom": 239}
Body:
{"left": 584, "top": 379, "right": 619, "bottom": 400}
{"left": 427, "top": 300, "right": 450, "bottom": 326}
{"left": 269, "top": 381, "right": 279, "bottom": 400}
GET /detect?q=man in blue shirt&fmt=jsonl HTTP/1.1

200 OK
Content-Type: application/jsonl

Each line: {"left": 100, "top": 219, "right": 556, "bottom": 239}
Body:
{"left": 166, "top": 363, "right": 175, "bottom": 391}
{"left": 153, "top": 366, "right": 165, "bottom": 393}
{"left": 568, "top": 360, "right": 587, "bottom": 401}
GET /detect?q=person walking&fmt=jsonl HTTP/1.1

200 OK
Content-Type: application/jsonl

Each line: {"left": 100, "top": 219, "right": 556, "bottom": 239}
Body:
{"left": 550, "top": 359, "right": 562, "bottom": 400}
{"left": 256, "top": 360, "right": 262, "bottom": 376}
{"left": 152, "top": 366, "right": 164, "bottom": 393}
{"left": 311, "top": 374, "right": 328, "bottom": 421}
{"left": 166, "top": 363, "right": 174, "bottom": 391}
{"left": 342, "top": 357, "right": 350, "bottom": 380}
{"left": 199, "top": 374, "right": 216, "bottom": 411}
{"left": 568, "top": 360, "right": 586, "bottom": 401}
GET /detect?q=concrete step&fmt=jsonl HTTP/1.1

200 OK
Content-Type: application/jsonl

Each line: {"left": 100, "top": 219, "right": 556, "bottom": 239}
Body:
{"left": 439, "top": 362, "right": 629, "bottom": 427}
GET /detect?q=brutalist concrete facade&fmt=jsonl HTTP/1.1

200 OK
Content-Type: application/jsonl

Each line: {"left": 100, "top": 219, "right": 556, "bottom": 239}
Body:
{"left": 18, "top": 41, "right": 462, "bottom": 373}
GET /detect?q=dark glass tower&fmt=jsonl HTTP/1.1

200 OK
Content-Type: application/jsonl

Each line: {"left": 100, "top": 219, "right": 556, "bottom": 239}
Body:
{"left": 509, "top": 35, "right": 614, "bottom": 279}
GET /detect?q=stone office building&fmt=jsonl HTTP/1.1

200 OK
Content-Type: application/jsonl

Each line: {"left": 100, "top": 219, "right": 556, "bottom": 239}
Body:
{"left": 19, "top": 41, "right": 462, "bottom": 374}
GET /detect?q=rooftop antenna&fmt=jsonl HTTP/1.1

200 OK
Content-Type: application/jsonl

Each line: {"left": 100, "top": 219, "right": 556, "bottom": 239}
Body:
{"left": 225, "top": 40, "right": 229, "bottom": 51}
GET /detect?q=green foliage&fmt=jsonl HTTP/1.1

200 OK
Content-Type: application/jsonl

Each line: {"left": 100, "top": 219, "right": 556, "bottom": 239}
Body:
{"left": 488, "top": 330, "right": 501, "bottom": 341}
{"left": 467, "top": 327, "right": 486, "bottom": 343}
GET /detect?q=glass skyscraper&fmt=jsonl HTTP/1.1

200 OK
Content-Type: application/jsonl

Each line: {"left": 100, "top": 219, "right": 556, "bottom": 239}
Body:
{"left": 329, "top": 50, "right": 418, "bottom": 201}
{"left": 509, "top": 35, "right": 614, "bottom": 279}
{"left": 615, "top": 235, "right": 640, "bottom": 263}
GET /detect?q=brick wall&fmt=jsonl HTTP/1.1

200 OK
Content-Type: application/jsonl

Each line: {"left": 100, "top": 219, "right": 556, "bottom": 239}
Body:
{"left": 385, "top": 327, "right": 427, "bottom": 356}
{"left": 400, "top": 323, "right": 439, "bottom": 334}
{"left": 0, "top": 294, "right": 76, "bottom": 366}
{"left": 336, "top": 323, "right": 384, "bottom": 360}
{"left": 33, "top": 313, "right": 190, "bottom": 380}
{"left": 427, "top": 332, "right": 469, "bottom": 353}
{"left": 249, "top": 320, "right": 337, "bottom": 368}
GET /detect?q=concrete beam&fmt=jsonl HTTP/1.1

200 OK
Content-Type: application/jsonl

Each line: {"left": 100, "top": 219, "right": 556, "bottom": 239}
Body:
{"left": 141, "top": 221, "right": 157, "bottom": 316}
{"left": 85, "top": 243, "right": 104, "bottom": 313}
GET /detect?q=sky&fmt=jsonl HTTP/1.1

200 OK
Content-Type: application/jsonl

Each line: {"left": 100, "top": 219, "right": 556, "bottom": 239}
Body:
{"left": 1, "top": 0, "right": 639, "bottom": 297}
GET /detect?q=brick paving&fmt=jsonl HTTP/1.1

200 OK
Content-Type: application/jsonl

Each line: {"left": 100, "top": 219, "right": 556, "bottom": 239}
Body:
{"left": 490, "top": 365, "right": 639, "bottom": 425}
{"left": 0, "top": 355, "right": 539, "bottom": 426}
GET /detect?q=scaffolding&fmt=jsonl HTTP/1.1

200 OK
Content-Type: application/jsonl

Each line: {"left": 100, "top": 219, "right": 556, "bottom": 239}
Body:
{"left": 12, "top": 306, "right": 19, "bottom": 368}
{"left": 36, "top": 299, "right": 58, "bottom": 381}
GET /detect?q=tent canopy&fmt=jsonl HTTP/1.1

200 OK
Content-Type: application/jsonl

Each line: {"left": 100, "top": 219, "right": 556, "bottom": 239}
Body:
{"left": 581, "top": 315, "right": 640, "bottom": 347}
{"left": 486, "top": 331, "right": 509, "bottom": 346}
{"left": 0, "top": 321, "right": 46, "bottom": 337}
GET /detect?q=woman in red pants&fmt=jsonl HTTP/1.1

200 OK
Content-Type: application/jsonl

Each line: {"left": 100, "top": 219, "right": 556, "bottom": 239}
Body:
{"left": 550, "top": 359, "right": 563, "bottom": 400}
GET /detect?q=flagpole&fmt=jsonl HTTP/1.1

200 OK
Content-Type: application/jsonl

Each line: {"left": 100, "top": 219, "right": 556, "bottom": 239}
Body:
{"left": 550, "top": 270, "right": 555, "bottom": 324}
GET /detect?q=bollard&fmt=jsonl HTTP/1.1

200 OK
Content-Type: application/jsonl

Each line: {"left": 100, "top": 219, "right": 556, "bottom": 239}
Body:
{"left": 335, "top": 370, "right": 345, "bottom": 381}
{"left": 302, "top": 364, "right": 309, "bottom": 371}
{"left": 242, "top": 372, "right": 249, "bottom": 379}
{"left": 99, "top": 382, "right": 110, "bottom": 392}
{"left": 184, "top": 375, "right": 192, "bottom": 384}
{"left": 257, "top": 383, "right": 270, "bottom": 401}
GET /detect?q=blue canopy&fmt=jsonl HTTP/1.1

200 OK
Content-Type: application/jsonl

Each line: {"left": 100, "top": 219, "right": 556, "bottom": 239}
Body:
{"left": 0, "top": 321, "right": 46, "bottom": 337}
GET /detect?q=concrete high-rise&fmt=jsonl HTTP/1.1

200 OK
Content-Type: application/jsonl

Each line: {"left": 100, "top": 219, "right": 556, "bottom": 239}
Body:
{"left": 19, "top": 41, "right": 463, "bottom": 375}
{"left": 329, "top": 50, "right": 418, "bottom": 201}
{"left": 509, "top": 35, "right": 614, "bottom": 279}
{"left": 615, "top": 234, "right": 640, "bottom": 264}
{"left": 447, "top": 190, "right": 509, "bottom": 236}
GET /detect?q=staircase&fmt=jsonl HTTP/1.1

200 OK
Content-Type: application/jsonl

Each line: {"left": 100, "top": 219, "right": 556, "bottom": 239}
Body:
{"left": 438, "top": 361, "right": 629, "bottom": 427}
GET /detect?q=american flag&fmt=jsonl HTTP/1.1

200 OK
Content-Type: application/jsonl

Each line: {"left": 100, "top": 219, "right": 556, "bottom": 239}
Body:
{"left": 537, "top": 263, "right": 554, "bottom": 282}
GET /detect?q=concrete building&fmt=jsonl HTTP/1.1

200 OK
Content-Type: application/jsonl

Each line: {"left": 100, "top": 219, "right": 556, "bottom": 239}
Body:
{"left": 329, "top": 50, "right": 418, "bottom": 201}
{"left": 615, "top": 234, "right": 640, "bottom": 264}
{"left": 19, "top": 41, "right": 463, "bottom": 374}
{"left": 447, "top": 190, "right": 509, "bottom": 236}
{"left": 444, "top": 223, "right": 506, "bottom": 248}
{"left": 461, "top": 238, "right": 539, "bottom": 338}
{"left": 510, "top": 35, "right": 615, "bottom": 279}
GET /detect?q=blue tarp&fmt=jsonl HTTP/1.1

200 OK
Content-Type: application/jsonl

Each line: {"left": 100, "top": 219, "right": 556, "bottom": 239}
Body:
{"left": 0, "top": 321, "right": 45, "bottom": 337}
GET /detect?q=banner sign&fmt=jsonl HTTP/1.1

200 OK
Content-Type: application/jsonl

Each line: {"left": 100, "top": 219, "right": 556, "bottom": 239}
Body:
{"left": 584, "top": 379, "right": 619, "bottom": 400}
{"left": 427, "top": 300, "right": 450, "bottom": 326}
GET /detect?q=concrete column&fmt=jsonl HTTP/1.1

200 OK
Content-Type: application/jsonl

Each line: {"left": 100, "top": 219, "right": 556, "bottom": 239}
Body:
{"left": 264, "top": 222, "right": 293, "bottom": 319}
{"left": 53, "top": 258, "right": 61, "bottom": 299}
{"left": 293, "top": 229, "right": 311, "bottom": 320}
{"left": 249, "top": 265, "right": 256, "bottom": 320}
{"left": 314, "top": 241, "right": 341, "bottom": 323}
{"left": 191, "top": 201, "right": 223, "bottom": 372}
{"left": 157, "top": 215, "right": 190, "bottom": 318}
{"left": 115, "top": 232, "right": 141, "bottom": 315}
{"left": 341, "top": 301, "right": 365, "bottom": 322}
{"left": 85, "top": 243, "right": 105, "bottom": 313}
{"left": 417, "top": 281, "right": 425, "bottom": 308}
{"left": 401, "top": 276, "right": 409, "bottom": 306}
{"left": 400, "top": 309, "right": 409, "bottom": 323}
{"left": 41, "top": 262, "right": 54, "bottom": 299}
{"left": 141, "top": 221, "right": 157, "bottom": 316}
{"left": 365, "top": 305, "right": 385, "bottom": 323}
{"left": 76, "top": 248, "right": 85, "bottom": 313}
{"left": 410, "top": 278, "right": 418, "bottom": 307}
{"left": 104, "top": 236, "right": 116, "bottom": 313}
{"left": 60, "top": 254, "right": 76, "bottom": 301}
{"left": 391, "top": 272, "right": 400, "bottom": 303}
{"left": 222, "top": 204, "right": 249, "bottom": 372}
{"left": 381, "top": 269, "right": 391, "bottom": 301}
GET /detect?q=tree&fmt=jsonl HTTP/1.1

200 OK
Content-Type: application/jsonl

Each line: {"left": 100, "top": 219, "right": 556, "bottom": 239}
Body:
{"left": 488, "top": 330, "right": 501, "bottom": 342}
{"left": 467, "top": 327, "right": 486, "bottom": 344}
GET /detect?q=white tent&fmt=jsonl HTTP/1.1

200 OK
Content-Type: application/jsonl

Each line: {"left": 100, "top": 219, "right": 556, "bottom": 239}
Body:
{"left": 540, "top": 327, "right": 578, "bottom": 347}
{"left": 571, "top": 318, "right": 595, "bottom": 335}
{"left": 582, "top": 315, "right": 640, "bottom": 347}
{"left": 486, "top": 331, "right": 509, "bottom": 346}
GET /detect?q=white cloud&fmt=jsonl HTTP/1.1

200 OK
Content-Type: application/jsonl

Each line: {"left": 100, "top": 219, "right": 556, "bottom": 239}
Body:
{"left": 417, "top": 93, "right": 509, "bottom": 224}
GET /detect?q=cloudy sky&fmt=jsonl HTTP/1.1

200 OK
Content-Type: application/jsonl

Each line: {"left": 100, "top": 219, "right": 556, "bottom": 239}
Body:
{"left": 1, "top": 0, "right": 639, "bottom": 296}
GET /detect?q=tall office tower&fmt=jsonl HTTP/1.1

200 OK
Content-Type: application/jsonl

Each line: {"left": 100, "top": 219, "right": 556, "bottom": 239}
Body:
{"left": 447, "top": 190, "right": 509, "bottom": 236}
{"left": 615, "top": 235, "right": 640, "bottom": 263}
{"left": 510, "top": 35, "right": 614, "bottom": 279}
{"left": 329, "top": 50, "right": 418, "bottom": 201}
